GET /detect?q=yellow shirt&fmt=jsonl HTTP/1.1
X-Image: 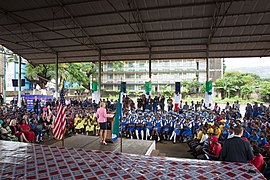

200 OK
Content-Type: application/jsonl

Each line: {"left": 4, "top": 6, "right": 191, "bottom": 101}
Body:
{"left": 215, "top": 128, "right": 222, "bottom": 138}
{"left": 207, "top": 127, "right": 214, "bottom": 134}
{"left": 74, "top": 117, "right": 81, "bottom": 125}
{"left": 197, "top": 131, "right": 203, "bottom": 140}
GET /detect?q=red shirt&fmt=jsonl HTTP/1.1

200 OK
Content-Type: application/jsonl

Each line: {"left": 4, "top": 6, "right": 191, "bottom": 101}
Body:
{"left": 210, "top": 143, "right": 222, "bottom": 158}
{"left": 250, "top": 154, "right": 264, "bottom": 171}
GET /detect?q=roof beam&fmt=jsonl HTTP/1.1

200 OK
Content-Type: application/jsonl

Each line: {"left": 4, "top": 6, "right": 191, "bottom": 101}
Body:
{"left": 3, "top": 5, "right": 102, "bottom": 53}
{"left": 0, "top": 8, "right": 56, "bottom": 54}
{"left": 55, "top": 0, "right": 100, "bottom": 51}
{"left": 0, "top": 0, "right": 252, "bottom": 27}
{"left": 7, "top": 0, "right": 246, "bottom": 14}
{"left": 206, "top": 1, "right": 233, "bottom": 51}
{"left": 105, "top": 0, "right": 151, "bottom": 48}
{"left": 1, "top": 10, "right": 268, "bottom": 36}
{"left": 126, "top": 0, "right": 151, "bottom": 48}
{"left": 15, "top": 40, "right": 270, "bottom": 55}
{"left": 8, "top": 22, "right": 270, "bottom": 44}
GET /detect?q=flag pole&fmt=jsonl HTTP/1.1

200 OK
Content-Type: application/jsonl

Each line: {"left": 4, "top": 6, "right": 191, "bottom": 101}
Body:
{"left": 120, "top": 113, "right": 123, "bottom": 153}
{"left": 120, "top": 82, "right": 123, "bottom": 153}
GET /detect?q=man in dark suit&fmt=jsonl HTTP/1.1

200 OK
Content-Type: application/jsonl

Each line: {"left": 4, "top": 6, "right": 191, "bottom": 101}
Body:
{"left": 33, "top": 96, "right": 39, "bottom": 114}
{"left": 221, "top": 125, "right": 254, "bottom": 163}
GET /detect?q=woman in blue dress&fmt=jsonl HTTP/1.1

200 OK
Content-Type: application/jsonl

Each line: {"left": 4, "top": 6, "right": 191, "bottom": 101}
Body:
{"left": 162, "top": 116, "right": 174, "bottom": 141}
{"left": 127, "top": 116, "right": 136, "bottom": 139}
{"left": 170, "top": 119, "right": 183, "bottom": 144}
{"left": 181, "top": 120, "right": 192, "bottom": 142}
{"left": 152, "top": 115, "right": 163, "bottom": 141}
{"left": 145, "top": 115, "right": 153, "bottom": 140}
{"left": 135, "top": 116, "right": 145, "bottom": 140}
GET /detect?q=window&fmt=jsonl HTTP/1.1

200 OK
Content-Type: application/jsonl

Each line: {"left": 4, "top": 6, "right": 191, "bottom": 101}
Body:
{"left": 128, "top": 62, "right": 134, "bottom": 68}
{"left": 107, "top": 74, "right": 113, "bottom": 79}
{"left": 136, "top": 74, "right": 142, "bottom": 78}
{"left": 139, "top": 63, "right": 145, "bottom": 67}
{"left": 127, "top": 85, "right": 135, "bottom": 90}
{"left": 107, "top": 63, "right": 113, "bottom": 68}
{"left": 126, "top": 74, "right": 135, "bottom": 79}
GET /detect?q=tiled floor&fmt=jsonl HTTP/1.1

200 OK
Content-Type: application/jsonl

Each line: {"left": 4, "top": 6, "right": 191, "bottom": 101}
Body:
{"left": 0, "top": 140, "right": 265, "bottom": 180}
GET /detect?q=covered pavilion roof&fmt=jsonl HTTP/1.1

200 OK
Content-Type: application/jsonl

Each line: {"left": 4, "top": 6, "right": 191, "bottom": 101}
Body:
{"left": 0, "top": 0, "right": 269, "bottom": 64}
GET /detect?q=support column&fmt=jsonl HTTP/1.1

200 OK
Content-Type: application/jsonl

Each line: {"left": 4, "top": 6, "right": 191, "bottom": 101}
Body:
{"left": 3, "top": 50, "right": 6, "bottom": 104}
{"left": 205, "top": 46, "right": 212, "bottom": 108}
{"left": 18, "top": 56, "right": 22, "bottom": 107}
{"left": 98, "top": 49, "right": 102, "bottom": 101}
{"left": 55, "top": 53, "right": 59, "bottom": 99}
{"left": 149, "top": 47, "right": 152, "bottom": 80}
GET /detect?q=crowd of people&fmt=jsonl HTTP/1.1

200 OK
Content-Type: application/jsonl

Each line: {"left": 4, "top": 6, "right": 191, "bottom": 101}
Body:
{"left": 1, "top": 94, "right": 270, "bottom": 177}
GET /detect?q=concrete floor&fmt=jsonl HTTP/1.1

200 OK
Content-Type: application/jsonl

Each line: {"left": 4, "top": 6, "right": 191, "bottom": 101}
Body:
{"left": 41, "top": 134, "right": 194, "bottom": 159}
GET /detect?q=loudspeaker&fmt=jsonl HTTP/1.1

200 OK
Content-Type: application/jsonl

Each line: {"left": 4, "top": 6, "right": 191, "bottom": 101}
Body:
{"left": 175, "top": 82, "right": 181, "bottom": 93}
{"left": 12, "top": 79, "right": 25, "bottom": 87}
{"left": 121, "top": 82, "right": 126, "bottom": 93}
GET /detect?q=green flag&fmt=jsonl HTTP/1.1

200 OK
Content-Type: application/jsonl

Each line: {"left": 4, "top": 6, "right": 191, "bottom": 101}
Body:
{"left": 145, "top": 81, "right": 151, "bottom": 94}
{"left": 112, "top": 84, "right": 123, "bottom": 141}
{"left": 92, "top": 81, "right": 98, "bottom": 92}
{"left": 206, "top": 81, "right": 212, "bottom": 92}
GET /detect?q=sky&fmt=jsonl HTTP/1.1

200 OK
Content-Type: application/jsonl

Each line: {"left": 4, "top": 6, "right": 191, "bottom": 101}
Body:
{"left": 225, "top": 57, "right": 270, "bottom": 70}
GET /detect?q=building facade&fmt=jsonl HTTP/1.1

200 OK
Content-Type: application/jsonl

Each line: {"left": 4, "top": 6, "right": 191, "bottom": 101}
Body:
{"left": 102, "top": 59, "right": 223, "bottom": 92}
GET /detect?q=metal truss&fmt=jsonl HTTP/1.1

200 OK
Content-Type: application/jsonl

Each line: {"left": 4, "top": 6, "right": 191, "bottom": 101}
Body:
{"left": 0, "top": 9, "right": 56, "bottom": 55}
{"left": 1, "top": 3, "right": 266, "bottom": 34}
{"left": 9, "top": 22, "right": 270, "bottom": 46}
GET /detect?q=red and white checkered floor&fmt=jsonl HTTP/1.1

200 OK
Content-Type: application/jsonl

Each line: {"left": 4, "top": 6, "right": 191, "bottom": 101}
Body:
{"left": 0, "top": 140, "right": 265, "bottom": 179}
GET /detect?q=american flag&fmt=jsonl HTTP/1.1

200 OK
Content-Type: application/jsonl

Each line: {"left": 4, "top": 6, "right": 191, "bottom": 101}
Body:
{"left": 52, "top": 88, "right": 66, "bottom": 140}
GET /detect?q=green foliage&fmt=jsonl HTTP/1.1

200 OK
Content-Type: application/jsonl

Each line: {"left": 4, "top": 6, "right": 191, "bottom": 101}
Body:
{"left": 112, "top": 61, "right": 124, "bottom": 71}
{"left": 260, "top": 81, "right": 270, "bottom": 102}
{"left": 215, "top": 71, "right": 270, "bottom": 102}
{"left": 25, "top": 62, "right": 98, "bottom": 90}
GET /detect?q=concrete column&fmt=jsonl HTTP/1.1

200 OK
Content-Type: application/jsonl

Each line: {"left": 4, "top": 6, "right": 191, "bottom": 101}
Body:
{"left": 55, "top": 53, "right": 59, "bottom": 99}
{"left": 18, "top": 56, "right": 22, "bottom": 107}
{"left": 3, "top": 50, "right": 6, "bottom": 104}
{"left": 98, "top": 49, "right": 102, "bottom": 100}
{"left": 149, "top": 47, "right": 152, "bottom": 80}
{"left": 206, "top": 45, "right": 209, "bottom": 81}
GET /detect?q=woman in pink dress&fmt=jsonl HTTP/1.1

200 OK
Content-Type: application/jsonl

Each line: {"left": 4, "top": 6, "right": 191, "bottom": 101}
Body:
{"left": 95, "top": 102, "right": 113, "bottom": 145}
{"left": 19, "top": 119, "right": 35, "bottom": 143}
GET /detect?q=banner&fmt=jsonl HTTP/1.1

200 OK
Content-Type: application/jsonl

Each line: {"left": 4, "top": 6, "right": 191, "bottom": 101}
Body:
{"left": 206, "top": 81, "right": 212, "bottom": 92}
{"left": 21, "top": 95, "right": 53, "bottom": 111}
{"left": 145, "top": 81, "right": 151, "bottom": 94}
{"left": 112, "top": 83, "right": 123, "bottom": 142}
{"left": 92, "top": 81, "right": 98, "bottom": 92}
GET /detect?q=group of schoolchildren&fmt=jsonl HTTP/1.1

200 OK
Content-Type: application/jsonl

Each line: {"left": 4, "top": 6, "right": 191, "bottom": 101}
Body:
{"left": 120, "top": 110, "right": 194, "bottom": 142}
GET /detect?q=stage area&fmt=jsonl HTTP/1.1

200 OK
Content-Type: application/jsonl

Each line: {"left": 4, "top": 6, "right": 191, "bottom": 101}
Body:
{"left": 51, "top": 135, "right": 155, "bottom": 156}
{"left": 0, "top": 140, "right": 265, "bottom": 179}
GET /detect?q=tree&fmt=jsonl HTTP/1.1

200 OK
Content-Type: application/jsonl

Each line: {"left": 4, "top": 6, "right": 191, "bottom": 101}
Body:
{"left": 215, "top": 72, "right": 259, "bottom": 99}
{"left": 112, "top": 61, "right": 124, "bottom": 71}
{"left": 260, "top": 81, "right": 270, "bottom": 102}
{"left": 25, "top": 63, "right": 55, "bottom": 89}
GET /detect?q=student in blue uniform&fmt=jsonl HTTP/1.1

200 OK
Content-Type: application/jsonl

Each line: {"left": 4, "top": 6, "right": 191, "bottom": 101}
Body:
{"left": 135, "top": 115, "right": 145, "bottom": 140}
{"left": 145, "top": 115, "right": 153, "bottom": 140}
{"left": 127, "top": 116, "right": 136, "bottom": 139}
{"left": 162, "top": 115, "right": 174, "bottom": 141}
{"left": 152, "top": 115, "right": 163, "bottom": 141}
{"left": 170, "top": 119, "right": 183, "bottom": 144}
{"left": 219, "top": 124, "right": 230, "bottom": 141}
{"left": 181, "top": 120, "right": 192, "bottom": 142}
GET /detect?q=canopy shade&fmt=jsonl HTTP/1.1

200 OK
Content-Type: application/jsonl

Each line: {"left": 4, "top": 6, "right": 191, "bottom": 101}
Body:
{"left": 0, "top": 0, "right": 269, "bottom": 64}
